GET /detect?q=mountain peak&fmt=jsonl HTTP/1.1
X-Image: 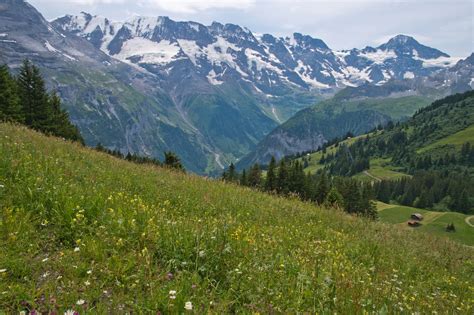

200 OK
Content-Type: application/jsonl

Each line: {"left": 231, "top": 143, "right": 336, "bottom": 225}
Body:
{"left": 287, "top": 33, "right": 329, "bottom": 50}
{"left": 386, "top": 34, "right": 418, "bottom": 45}
{"left": 378, "top": 34, "right": 450, "bottom": 59}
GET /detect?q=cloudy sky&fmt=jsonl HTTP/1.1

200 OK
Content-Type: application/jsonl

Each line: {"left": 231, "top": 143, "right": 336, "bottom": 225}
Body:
{"left": 29, "top": 0, "right": 473, "bottom": 57}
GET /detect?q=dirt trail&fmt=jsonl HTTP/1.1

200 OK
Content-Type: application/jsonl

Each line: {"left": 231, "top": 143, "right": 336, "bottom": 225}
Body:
{"left": 465, "top": 216, "right": 474, "bottom": 228}
{"left": 363, "top": 170, "right": 381, "bottom": 182}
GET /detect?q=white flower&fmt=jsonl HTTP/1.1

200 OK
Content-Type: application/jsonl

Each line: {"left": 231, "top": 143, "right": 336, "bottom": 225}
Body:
{"left": 74, "top": 247, "right": 80, "bottom": 252}
{"left": 184, "top": 301, "right": 193, "bottom": 311}
{"left": 64, "top": 310, "right": 76, "bottom": 315}
{"left": 76, "top": 299, "right": 85, "bottom": 305}
{"left": 169, "top": 290, "right": 177, "bottom": 299}
{"left": 84, "top": 280, "right": 91, "bottom": 286}
{"left": 19, "top": 311, "right": 26, "bottom": 315}
{"left": 42, "top": 257, "right": 49, "bottom": 262}
{"left": 87, "top": 270, "right": 92, "bottom": 274}
{"left": 199, "top": 250, "right": 205, "bottom": 257}
{"left": 0, "top": 269, "right": 6, "bottom": 273}
{"left": 0, "top": 184, "right": 4, "bottom": 188}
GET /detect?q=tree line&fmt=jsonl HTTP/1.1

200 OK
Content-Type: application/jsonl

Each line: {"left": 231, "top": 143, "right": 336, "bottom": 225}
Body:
{"left": 0, "top": 60, "right": 83, "bottom": 142}
{"left": 222, "top": 157, "right": 377, "bottom": 219}
{"left": 95, "top": 144, "right": 185, "bottom": 172}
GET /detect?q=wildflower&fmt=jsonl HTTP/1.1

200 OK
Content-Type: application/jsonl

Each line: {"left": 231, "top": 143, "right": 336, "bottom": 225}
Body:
{"left": 0, "top": 184, "right": 4, "bottom": 188}
{"left": 0, "top": 269, "right": 6, "bottom": 273}
{"left": 84, "top": 280, "right": 91, "bottom": 286}
{"left": 76, "top": 299, "right": 85, "bottom": 306}
{"left": 169, "top": 290, "right": 177, "bottom": 299}
{"left": 19, "top": 311, "right": 26, "bottom": 315}
{"left": 184, "top": 301, "right": 193, "bottom": 311}
{"left": 42, "top": 257, "right": 49, "bottom": 262}
{"left": 199, "top": 250, "right": 205, "bottom": 257}
{"left": 74, "top": 247, "right": 80, "bottom": 252}
{"left": 166, "top": 272, "right": 174, "bottom": 281}
{"left": 87, "top": 270, "right": 92, "bottom": 274}
{"left": 64, "top": 310, "right": 79, "bottom": 315}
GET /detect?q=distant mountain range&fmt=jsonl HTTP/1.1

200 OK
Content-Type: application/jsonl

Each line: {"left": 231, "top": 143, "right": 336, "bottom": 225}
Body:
{"left": 0, "top": 0, "right": 472, "bottom": 174}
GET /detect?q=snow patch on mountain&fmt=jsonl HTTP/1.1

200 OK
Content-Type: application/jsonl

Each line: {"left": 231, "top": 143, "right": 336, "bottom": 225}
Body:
{"left": 417, "top": 56, "right": 461, "bottom": 68}
{"left": 360, "top": 49, "right": 397, "bottom": 65}
{"left": 117, "top": 38, "right": 182, "bottom": 64}
{"left": 295, "top": 60, "right": 330, "bottom": 88}
{"left": 245, "top": 49, "right": 283, "bottom": 74}
{"left": 207, "top": 69, "right": 224, "bottom": 85}
{"left": 403, "top": 71, "right": 415, "bottom": 79}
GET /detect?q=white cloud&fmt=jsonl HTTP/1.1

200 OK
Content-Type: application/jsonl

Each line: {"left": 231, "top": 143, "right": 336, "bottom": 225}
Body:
{"left": 34, "top": 0, "right": 256, "bottom": 13}
{"left": 141, "top": 0, "right": 256, "bottom": 13}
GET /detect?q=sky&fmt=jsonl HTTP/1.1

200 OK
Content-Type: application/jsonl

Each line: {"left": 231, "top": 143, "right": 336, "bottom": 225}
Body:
{"left": 29, "top": 0, "right": 473, "bottom": 57}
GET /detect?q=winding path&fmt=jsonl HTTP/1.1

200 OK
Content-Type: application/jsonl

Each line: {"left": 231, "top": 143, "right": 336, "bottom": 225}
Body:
{"left": 465, "top": 216, "right": 474, "bottom": 228}
{"left": 363, "top": 170, "right": 382, "bottom": 182}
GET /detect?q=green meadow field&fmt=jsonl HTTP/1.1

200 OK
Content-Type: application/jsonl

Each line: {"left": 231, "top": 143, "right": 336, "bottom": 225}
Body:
{"left": 0, "top": 124, "right": 473, "bottom": 313}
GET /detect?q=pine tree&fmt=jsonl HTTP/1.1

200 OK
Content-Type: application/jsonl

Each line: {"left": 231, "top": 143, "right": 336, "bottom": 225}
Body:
{"left": 276, "top": 159, "right": 289, "bottom": 194}
{"left": 248, "top": 164, "right": 262, "bottom": 188}
{"left": 265, "top": 156, "right": 277, "bottom": 192}
{"left": 48, "top": 92, "right": 83, "bottom": 143}
{"left": 324, "top": 187, "right": 344, "bottom": 208}
{"left": 226, "top": 163, "right": 238, "bottom": 182}
{"left": 315, "top": 172, "right": 329, "bottom": 204}
{"left": 16, "top": 60, "right": 50, "bottom": 130}
{"left": 240, "top": 169, "right": 248, "bottom": 186}
{"left": 0, "top": 65, "right": 23, "bottom": 123}
{"left": 164, "top": 151, "right": 185, "bottom": 172}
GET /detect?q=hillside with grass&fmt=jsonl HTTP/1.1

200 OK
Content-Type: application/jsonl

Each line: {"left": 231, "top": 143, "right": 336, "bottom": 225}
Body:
{"left": 376, "top": 202, "right": 474, "bottom": 246}
{"left": 0, "top": 123, "right": 473, "bottom": 313}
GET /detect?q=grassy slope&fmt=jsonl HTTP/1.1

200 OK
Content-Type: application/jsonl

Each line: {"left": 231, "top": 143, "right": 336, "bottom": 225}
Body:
{"left": 418, "top": 124, "right": 474, "bottom": 153}
{"left": 0, "top": 124, "right": 473, "bottom": 313}
{"left": 320, "top": 96, "right": 432, "bottom": 121}
{"left": 300, "top": 134, "right": 409, "bottom": 181}
{"left": 299, "top": 134, "right": 368, "bottom": 173}
{"left": 376, "top": 202, "right": 474, "bottom": 246}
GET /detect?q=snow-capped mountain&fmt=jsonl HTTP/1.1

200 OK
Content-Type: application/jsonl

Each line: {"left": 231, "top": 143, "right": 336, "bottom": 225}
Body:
{"left": 1, "top": 1, "right": 471, "bottom": 175}
{"left": 53, "top": 13, "right": 462, "bottom": 93}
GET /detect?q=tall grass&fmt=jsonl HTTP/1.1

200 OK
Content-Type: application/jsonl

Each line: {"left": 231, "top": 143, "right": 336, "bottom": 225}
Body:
{"left": 0, "top": 123, "right": 472, "bottom": 313}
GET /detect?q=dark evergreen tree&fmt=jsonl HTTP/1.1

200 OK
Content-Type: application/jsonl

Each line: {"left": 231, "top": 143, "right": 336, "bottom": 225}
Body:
{"left": 248, "top": 163, "right": 262, "bottom": 188}
{"left": 324, "top": 187, "right": 343, "bottom": 208}
{"left": 16, "top": 60, "right": 50, "bottom": 130}
{"left": 276, "top": 159, "right": 289, "bottom": 194}
{"left": 0, "top": 65, "right": 23, "bottom": 123}
{"left": 164, "top": 151, "right": 185, "bottom": 172}
{"left": 265, "top": 156, "right": 277, "bottom": 192}
{"left": 315, "top": 172, "right": 329, "bottom": 204}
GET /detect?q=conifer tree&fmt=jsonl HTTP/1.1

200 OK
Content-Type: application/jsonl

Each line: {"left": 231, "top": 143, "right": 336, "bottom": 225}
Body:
{"left": 48, "top": 92, "right": 84, "bottom": 143}
{"left": 324, "top": 187, "right": 344, "bottom": 208}
{"left": 164, "top": 151, "right": 185, "bottom": 172}
{"left": 248, "top": 163, "right": 262, "bottom": 188}
{"left": 265, "top": 156, "right": 277, "bottom": 192}
{"left": 0, "top": 65, "right": 23, "bottom": 123}
{"left": 240, "top": 169, "right": 248, "bottom": 186}
{"left": 315, "top": 172, "right": 329, "bottom": 204}
{"left": 276, "top": 159, "right": 289, "bottom": 194}
{"left": 16, "top": 60, "right": 50, "bottom": 130}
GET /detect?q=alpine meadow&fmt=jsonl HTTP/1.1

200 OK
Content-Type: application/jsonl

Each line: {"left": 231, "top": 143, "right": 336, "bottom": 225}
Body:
{"left": 0, "top": 0, "right": 473, "bottom": 313}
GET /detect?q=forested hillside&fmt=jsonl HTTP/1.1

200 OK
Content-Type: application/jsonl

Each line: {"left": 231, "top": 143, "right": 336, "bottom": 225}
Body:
{"left": 309, "top": 91, "right": 474, "bottom": 213}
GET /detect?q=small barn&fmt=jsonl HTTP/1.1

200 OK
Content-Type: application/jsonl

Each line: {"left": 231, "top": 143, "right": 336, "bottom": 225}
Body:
{"left": 408, "top": 220, "right": 421, "bottom": 227}
{"left": 411, "top": 213, "right": 423, "bottom": 221}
